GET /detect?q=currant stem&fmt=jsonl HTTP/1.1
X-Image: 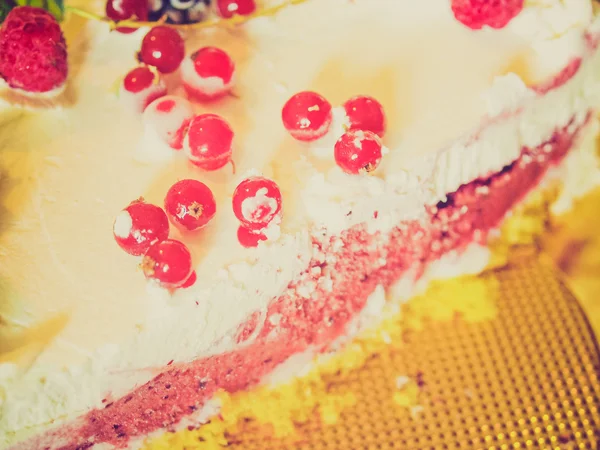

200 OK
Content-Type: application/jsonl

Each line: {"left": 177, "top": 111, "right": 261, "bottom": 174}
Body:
{"left": 65, "top": 0, "right": 310, "bottom": 31}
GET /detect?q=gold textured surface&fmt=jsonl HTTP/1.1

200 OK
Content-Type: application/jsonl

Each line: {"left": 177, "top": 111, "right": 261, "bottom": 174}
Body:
{"left": 225, "top": 257, "right": 600, "bottom": 450}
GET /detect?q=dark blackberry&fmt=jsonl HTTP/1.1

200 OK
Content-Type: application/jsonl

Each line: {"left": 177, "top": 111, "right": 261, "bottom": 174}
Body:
{"left": 148, "top": 0, "right": 212, "bottom": 24}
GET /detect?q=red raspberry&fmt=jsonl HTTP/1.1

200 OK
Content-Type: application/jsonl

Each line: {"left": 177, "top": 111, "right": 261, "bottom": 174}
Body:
{"left": 0, "top": 7, "right": 68, "bottom": 94}
{"left": 450, "top": 0, "right": 524, "bottom": 30}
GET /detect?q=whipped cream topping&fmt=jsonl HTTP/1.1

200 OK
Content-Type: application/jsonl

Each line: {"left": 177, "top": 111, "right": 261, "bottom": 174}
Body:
{"left": 0, "top": 0, "right": 599, "bottom": 445}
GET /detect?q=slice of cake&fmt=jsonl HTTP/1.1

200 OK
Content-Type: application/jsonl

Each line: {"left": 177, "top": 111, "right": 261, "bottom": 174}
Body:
{"left": 1, "top": 0, "right": 600, "bottom": 448}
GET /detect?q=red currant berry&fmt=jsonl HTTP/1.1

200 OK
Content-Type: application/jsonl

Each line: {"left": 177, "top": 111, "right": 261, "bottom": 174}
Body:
{"left": 282, "top": 91, "right": 332, "bottom": 142}
{"left": 141, "top": 239, "right": 193, "bottom": 288}
{"left": 184, "top": 114, "right": 234, "bottom": 170}
{"left": 106, "top": 0, "right": 148, "bottom": 34}
{"left": 113, "top": 200, "right": 169, "bottom": 256}
{"left": 121, "top": 66, "right": 167, "bottom": 113}
{"left": 144, "top": 96, "right": 194, "bottom": 150}
{"left": 181, "top": 47, "right": 235, "bottom": 101}
{"left": 181, "top": 270, "right": 197, "bottom": 289}
{"left": 164, "top": 179, "right": 217, "bottom": 231}
{"left": 237, "top": 225, "right": 267, "bottom": 248}
{"left": 216, "top": 0, "right": 256, "bottom": 19}
{"left": 232, "top": 177, "right": 282, "bottom": 230}
{"left": 139, "top": 27, "right": 185, "bottom": 74}
{"left": 334, "top": 129, "right": 383, "bottom": 175}
{"left": 451, "top": 0, "right": 523, "bottom": 30}
{"left": 344, "top": 95, "right": 386, "bottom": 137}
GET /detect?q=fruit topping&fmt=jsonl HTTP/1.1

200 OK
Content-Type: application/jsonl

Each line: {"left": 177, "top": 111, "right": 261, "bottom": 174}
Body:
{"left": 139, "top": 26, "right": 185, "bottom": 74}
{"left": 0, "top": 6, "right": 68, "bottom": 94}
{"left": 143, "top": 95, "right": 194, "bottom": 149}
{"left": 184, "top": 113, "right": 234, "bottom": 170}
{"left": 106, "top": 0, "right": 148, "bottom": 33}
{"left": 334, "top": 129, "right": 383, "bottom": 175}
{"left": 216, "top": 0, "right": 256, "bottom": 19}
{"left": 450, "top": 0, "right": 523, "bottom": 30}
{"left": 181, "top": 270, "right": 197, "bottom": 288}
{"left": 182, "top": 46, "right": 235, "bottom": 101}
{"left": 282, "top": 91, "right": 332, "bottom": 142}
{"left": 120, "top": 65, "right": 167, "bottom": 113}
{"left": 343, "top": 95, "right": 386, "bottom": 137}
{"left": 149, "top": 0, "right": 212, "bottom": 24}
{"left": 164, "top": 179, "right": 217, "bottom": 231}
{"left": 113, "top": 200, "right": 170, "bottom": 256}
{"left": 232, "top": 176, "right": 282, "bottom": 230}
{"left": 141, "top": 239, "right": 193, "bottom": 288}
{"left": 237, "top": 225, "right": 267, "bottom": 248}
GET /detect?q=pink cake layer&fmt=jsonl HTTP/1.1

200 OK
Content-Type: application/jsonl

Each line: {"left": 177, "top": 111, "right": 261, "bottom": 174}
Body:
{"left": 14, "top": 103, "right": 590, "bottom": 449}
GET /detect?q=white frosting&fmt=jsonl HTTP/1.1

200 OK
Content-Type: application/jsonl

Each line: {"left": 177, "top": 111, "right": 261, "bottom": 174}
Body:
{"left": 0, "top": 0, "right": 599, "bottom": 446}
{"left": 113, "top": 210, "right": 133, "bottom": 239}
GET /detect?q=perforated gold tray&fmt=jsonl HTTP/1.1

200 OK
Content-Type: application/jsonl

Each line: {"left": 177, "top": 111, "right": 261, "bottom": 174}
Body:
{"left": 224, "top": 256, "right": 600, "bottom": 450}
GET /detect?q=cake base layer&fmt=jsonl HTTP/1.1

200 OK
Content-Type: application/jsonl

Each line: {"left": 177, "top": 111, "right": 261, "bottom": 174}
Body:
{"left": 146, "top": 256, "right": 600, "bottom": 450}
{"left": 10, "top": 102, "right": 594, "bottom": 449}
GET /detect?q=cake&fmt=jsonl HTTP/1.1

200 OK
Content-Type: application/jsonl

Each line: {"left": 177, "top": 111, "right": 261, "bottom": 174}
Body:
{"left": 1, "top": 0, "right": 600, "bottom": 448}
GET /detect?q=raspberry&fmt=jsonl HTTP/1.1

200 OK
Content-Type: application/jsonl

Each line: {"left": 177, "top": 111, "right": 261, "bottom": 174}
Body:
{"left": 0, "top": 6, "right": 68, "bottom": 93}
{"left": 450, "top": 0, "right": 524, "bottom": 30}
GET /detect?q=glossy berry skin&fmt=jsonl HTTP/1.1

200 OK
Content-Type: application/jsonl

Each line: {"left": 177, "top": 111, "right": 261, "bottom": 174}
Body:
{"left": 232, "top": 177, "right": 282, "bottom": 230}
{"left": 106, "top": 0, "right": 148, "bottom": 33}
{"left": 334, "top": 129, "right": 383, "bottom": 175}
{"left": 148, "top": 0, "right": 211, "bottom": 24}
{"left": 450, "top": 0, "right": 523, "bottom": 30}
{"left": 141, "top": 239, "right": 193, "bottom": 288}
{"left": 237, "top": 225, "right": 267, "bottom": 248}
{"left": 282, "top": 91, "right": 332, "bottom": 142}
{"left": 139, "top": 26, "right": 185, "bottom": 74}
{"left": 216, "top": 0, "right": 256, "bottom": 19}
{"left": 113, "top": 200, "right": 169, "bottom": 256}
{"left": 120, "top": 66, "right": 167, "bottom": 113}
{"left": 181, "top": 270, "right": 197, "bottom": 288}
{"left": 164, "top": 179, "right": 217, "bottom": 231}
{"left": 184, "top": 114, "right": 234, "bottom": 170}
{"left": 344, "top": 95, "right": 386, "bottom": 137}
{"left": 181, "top": 46, "right": 235, "bottom": 101}
{"left": 143, "top": 96, "right": 194, "bottom": 149}
{"left": 0, "top": 7, "right": 67, "bottom": 93}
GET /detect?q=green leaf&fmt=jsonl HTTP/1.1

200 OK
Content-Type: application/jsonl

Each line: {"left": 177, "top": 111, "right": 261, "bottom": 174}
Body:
{"left": 0, "top": 0, "right": 17, "bottom": 22}
{"left": 13, "top": 0, "right": 64, "bottom": 20}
